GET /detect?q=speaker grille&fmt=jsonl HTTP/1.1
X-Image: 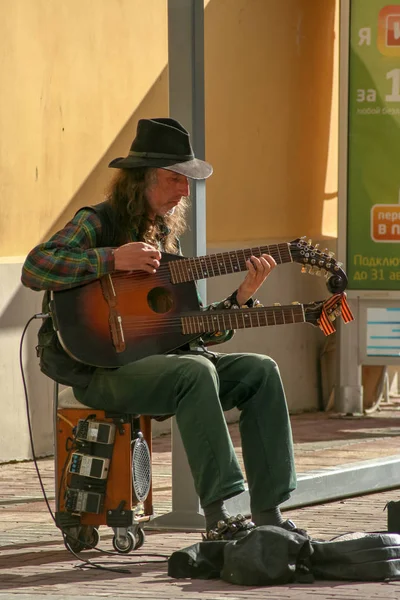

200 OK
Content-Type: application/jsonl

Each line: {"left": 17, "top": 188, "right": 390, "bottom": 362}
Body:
{"left": 132, "top": 437, "right": 151, "bottom": 502}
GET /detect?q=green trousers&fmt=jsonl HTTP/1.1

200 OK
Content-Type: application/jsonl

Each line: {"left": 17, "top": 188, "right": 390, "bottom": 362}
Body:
{"left": 74, "top": 351, "right": 296, "bottom": 512}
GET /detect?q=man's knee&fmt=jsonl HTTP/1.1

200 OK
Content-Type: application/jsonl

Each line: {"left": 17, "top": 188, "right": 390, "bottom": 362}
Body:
{"left": 240, "top": 353, "right": 279, "bottom": 378}
{"left": 176, "top": 354, "right": 218, "bottom": 383}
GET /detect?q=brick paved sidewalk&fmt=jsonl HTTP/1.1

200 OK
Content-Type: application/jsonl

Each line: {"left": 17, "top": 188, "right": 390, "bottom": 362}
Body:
{"left": 1, "top": 490, "right": 400, "bottom": 599}
{"left": 1, "top": 408, "right": 400, "bottom": 599}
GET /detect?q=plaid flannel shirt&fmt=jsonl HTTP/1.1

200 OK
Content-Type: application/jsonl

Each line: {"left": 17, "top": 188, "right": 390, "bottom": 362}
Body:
{"left": 21, "top": 208, "right": 239, "bottom": 346}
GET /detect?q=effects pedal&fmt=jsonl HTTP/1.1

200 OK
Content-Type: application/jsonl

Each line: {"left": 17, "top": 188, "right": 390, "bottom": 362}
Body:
{"left": 69, "top": 453, "right": 110, "bottom": 479}
{"left": 75, "top": 419, "right": 116, "bottom": 445}
{"left": 65, "top": 488, "right": 104, "bottom": 514}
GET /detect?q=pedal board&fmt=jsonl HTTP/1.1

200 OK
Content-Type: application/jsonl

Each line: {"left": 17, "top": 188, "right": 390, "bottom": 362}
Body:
{"left": 56, "top": 408, "right": 153, "bottom": 524}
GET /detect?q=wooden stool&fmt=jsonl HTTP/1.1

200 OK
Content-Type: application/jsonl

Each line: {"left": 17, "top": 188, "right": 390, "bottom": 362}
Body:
{"left": 54, "top": 385, "right": 153, "bottom": 553}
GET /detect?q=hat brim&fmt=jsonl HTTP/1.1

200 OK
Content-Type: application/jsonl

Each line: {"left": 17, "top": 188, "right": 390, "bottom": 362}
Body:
{"left": 108, "top": 156, "right": 213, "bottom": 180}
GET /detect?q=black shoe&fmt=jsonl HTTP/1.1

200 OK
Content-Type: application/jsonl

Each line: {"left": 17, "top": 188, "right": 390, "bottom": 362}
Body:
{"left": 280, "top": 519, "right": 310, "bottom": 539}
{"left": 203, "top": 514, "right": 256, "bottom": 541}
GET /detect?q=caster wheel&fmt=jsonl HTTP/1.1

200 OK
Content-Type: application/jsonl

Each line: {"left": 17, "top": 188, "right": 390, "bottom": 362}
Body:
{"left": 81, "top": 526, "right": 100, "bottom": 550}
{"left": 134, "top": 527, "right": 145, "bottom": 550}
{"left": 64, "top": 526, "right": 85, "bottom": 553}
{"left": 112, "top": 530, "right": 135, "bottom": 554}
{"left": 65, "top": 535, "right": 85, "bottom": 553}
{"left": 65, "top": 526, "right": 100, "bottom": 552}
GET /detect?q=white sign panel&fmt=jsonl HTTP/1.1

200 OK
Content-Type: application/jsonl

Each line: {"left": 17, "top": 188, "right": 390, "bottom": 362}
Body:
{"left": 367, "top": 306, "right": 400, "bottom": 356}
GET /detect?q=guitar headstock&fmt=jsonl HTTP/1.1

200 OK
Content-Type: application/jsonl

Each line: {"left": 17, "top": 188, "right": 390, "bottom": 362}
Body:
{"left": 289, "top": 237, "right": 348, "bottom": 293}
{"left": 304, "top": 296, "right": 344, "bottom": 334}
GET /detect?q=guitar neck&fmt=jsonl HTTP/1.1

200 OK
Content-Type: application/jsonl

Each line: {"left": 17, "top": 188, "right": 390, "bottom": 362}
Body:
{"left": 181, "top": 303, "right": 306, "bottom": 335}
{"left": 168, "top": 243, "right": 292, "bottom": 284}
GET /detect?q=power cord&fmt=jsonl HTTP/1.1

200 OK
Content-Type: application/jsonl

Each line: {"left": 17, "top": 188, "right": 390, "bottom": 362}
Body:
{"left": 19, "top": 313, "right": 169, "bottom": 572}
{"left": 19, "top": 313, "right": 55, "bottom": 523}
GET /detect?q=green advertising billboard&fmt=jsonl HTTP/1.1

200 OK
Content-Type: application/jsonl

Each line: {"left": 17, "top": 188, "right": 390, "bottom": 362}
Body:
{"left": 347, "top": 1, "right": 400, "bottom": 290}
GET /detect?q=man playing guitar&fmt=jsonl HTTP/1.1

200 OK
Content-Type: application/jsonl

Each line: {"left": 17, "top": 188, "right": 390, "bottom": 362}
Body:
{"left": 22, "top": 117, "right": 308, "bottom": 540}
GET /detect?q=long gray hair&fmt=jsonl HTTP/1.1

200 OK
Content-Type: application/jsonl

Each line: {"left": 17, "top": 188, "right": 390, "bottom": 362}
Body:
{"left": 106, "top": 168, "right": 188, "bottom": 252}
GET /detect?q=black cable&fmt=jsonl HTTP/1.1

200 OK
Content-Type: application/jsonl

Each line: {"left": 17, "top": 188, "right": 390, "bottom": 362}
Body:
{"left": 74, "top": 554, "right": 169, "bottom": 573}
{"left": 20, "top": 314, "right": 171, "bottom": 573}
{"left": 19, "top": 314, "right": 55, "bottom": 523}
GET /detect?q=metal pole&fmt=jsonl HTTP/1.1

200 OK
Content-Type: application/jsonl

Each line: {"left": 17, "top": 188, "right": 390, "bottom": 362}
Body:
{"left": 336, "top": 0, "right": 363, "bottom": 414}
{"left": 148, "top": 0, "right": 207, "bottom": 529}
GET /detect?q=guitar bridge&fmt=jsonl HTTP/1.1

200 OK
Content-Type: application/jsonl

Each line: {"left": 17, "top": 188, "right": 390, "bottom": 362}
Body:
{"left": 109, "top": 314, "right": 125, "bottom": 353}
{"left": 100, "top": 275, "right": 126, "bottom": 353}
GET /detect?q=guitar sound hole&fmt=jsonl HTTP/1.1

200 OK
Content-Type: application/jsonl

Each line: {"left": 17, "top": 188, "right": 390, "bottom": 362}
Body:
{"left": 147, "top": 287, "right": 174, "bottom": 313}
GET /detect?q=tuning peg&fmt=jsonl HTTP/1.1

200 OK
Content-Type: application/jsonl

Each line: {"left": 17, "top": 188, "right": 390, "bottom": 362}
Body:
{"left": 323, "top": 248, "right": 329, "bottom": 254}
{"left": 335, "top": 262, "right": 343, "bottom": 269}
{"left": 328, "top": 251, "right": 335, "bottom": 258}
{"left": 308, "top": 238, "right": 312, "bottom": 245}
{"left": 273, "top": 302, "right": 281, "bottom": 306}
{"left": 314, "top": 243, "right": 320, "bottom": 249}
{"left": 301, "top": 265, "right": 307, "bottom": 274}
{"left": 291, "top": 301, "right": 301, "bottom": 305}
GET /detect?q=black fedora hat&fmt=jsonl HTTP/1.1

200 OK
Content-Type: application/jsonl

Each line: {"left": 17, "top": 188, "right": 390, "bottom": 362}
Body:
{"left": 108, "top": 117, "right": 213, "bottom": 180}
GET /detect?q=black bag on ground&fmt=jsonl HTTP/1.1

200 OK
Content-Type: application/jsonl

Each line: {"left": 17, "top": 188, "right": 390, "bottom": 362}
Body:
{"left": 168, "top": 526, "right": 400, "bottom": 585}
{"left": 167, "top": 540, "right": 227, "bottom": 580}
{"left": 168, "top": 526, "right": 314, "bottom": 584}
{"left": 221, "top": 526, "right": 314, "bottom": 586}
{"left": 387, "top": 500, "right": 400, "bottom": 534}
{"left": 311, "top": 531, "right": 400, "bottom": 581}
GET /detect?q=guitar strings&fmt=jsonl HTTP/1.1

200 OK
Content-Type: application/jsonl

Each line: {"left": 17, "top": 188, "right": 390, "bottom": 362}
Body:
{"left": 108, "top": 246, "right": 336, "bottom": 292}
{"left": 109, "top": 307, "right": 309, "bottom": 333}
{"left": 121, "top": 315, "right": 306, "bottom": 329}
{"left": 108, "top": 245, "right": 296, "bottom": 289}
{"left": 118, "top": 317, "right": 307, "bottom": 335}
{"left": 111, "top": 250, "right": 286, "bottom": 286}
{"left": 109, "top": 244, "right": 334, "bottom": 283}
{"left": 117, "top": 321, "right": 306, "bottom": 335}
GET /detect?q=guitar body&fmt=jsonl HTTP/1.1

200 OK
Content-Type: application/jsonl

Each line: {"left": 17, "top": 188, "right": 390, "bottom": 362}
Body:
{"left": 52, "top": 253, "right": 201, "bottom": 367}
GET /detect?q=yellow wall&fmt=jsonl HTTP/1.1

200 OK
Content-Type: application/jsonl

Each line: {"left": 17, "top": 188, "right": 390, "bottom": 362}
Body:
{"left": 0, "top": 0, "right": 168, "bottom": 256}
{"left": 205, "top": 0, "right": 338, "bottom": 245}
{"left": 0, "top": 0, "right": 338, "bottom": 257}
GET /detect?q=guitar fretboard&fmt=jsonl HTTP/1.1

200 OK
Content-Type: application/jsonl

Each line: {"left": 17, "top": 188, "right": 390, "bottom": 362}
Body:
{"left": 181, "top": 304, "right": 305, "bottom": 335}
{"left": 169, "top": 243, "right": 292, "bottom": 284}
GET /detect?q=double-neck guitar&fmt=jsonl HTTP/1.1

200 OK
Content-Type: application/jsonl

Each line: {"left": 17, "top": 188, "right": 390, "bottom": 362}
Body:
{"left": 50, "top": 237, "right": 347, "bottom": 367}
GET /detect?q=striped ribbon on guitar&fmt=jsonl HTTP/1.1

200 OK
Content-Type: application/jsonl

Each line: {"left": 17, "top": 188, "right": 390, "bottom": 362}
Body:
{"left": 318, "top": 292, "right": 354, "bottom": 336}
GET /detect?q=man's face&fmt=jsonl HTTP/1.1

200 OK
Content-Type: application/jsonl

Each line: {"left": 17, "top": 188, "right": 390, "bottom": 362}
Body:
{"left": 146, "top": 168, "right": 190, "bottom": 218}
